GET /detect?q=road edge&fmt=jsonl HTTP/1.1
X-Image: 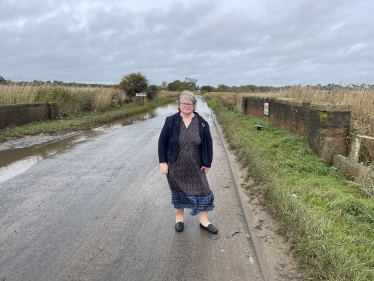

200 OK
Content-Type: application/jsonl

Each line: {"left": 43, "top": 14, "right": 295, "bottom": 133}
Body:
{"left": 213, "top": 116, "right": 271, "bottom": 281}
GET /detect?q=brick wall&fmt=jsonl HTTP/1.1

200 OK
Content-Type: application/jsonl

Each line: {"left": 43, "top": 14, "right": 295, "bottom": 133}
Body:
{"left": 243, "top": 96, "right": 351, "bottom": 164}
{"left": 0, "top": 103, "right": 59, "bottom": 130}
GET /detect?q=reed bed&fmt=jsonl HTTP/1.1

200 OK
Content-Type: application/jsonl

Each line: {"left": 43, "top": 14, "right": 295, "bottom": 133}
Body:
{"left": 156, "top": 91, "right": 183, "bottom": 99}
{"left": 206, "top": 91, "right": 271, "bottom": 111}
{"left": 207, "top": 85, "right": 374, "bottom": 166}
{"left": 0, "top": 85, "right": 183, "bottom": 114}
{"left": 0, "top": 84, "right": 126, "bottom": 115}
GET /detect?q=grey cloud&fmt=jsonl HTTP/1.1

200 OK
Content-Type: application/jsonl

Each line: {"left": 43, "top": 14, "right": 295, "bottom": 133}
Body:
{"left": 0, "top": 0, "right": 55, "bottom": 24}
{"left": 0, "top": 0, "right": 373, "bottom": 86}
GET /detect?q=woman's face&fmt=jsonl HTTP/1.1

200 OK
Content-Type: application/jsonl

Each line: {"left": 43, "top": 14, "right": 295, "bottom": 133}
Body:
{"left": 179, "top": 98, "right": 194, "bottom": 114}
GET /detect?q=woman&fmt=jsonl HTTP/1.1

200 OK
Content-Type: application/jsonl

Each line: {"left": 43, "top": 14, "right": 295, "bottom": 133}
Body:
{"left": 158, "top": 91, "right": 218, "bottom": 234}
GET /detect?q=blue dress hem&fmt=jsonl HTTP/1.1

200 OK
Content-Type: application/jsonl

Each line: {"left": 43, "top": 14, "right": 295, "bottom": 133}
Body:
{"left": 170, "top": 189, "right": 215, "bottom": 216}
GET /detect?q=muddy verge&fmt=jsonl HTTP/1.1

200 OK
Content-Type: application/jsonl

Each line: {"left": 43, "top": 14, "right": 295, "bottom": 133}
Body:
{"left": 215, "top": 119, "right": 303, "bottom": 281}
{"left": 232, "top": 158, "right": 303, "bottom": 280}
{"left": 0, "top": 130, "right": 85, "bottom": 152}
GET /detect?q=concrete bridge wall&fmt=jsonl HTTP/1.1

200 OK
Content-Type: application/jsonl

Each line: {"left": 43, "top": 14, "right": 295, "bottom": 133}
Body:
{"left": 242, "top": 96, "right": 351, "bottom": 163}
{"left": 0, "top": 103, "right": 59, "bottom": 130}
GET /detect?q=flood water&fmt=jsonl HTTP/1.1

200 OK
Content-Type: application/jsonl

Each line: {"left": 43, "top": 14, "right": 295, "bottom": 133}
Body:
{"left": 0, "top": 102, "right": 179, "bottom": 184}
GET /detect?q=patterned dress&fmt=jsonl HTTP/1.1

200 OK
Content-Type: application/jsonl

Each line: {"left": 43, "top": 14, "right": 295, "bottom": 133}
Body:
{"left": 167, "top": 115, "right": 215, "bottom": 215}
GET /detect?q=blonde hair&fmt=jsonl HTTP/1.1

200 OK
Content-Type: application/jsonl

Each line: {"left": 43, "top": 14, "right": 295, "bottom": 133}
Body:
{"left": 178, "top": 91, "right": 197, "bottom": 111}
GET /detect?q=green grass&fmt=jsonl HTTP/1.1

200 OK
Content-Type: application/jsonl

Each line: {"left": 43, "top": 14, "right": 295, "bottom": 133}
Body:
{"left": 207, "top": 97, "right": 374, "bottom": 280}
{"left": 0, "top": 98, "right": 175, "bottom": 142}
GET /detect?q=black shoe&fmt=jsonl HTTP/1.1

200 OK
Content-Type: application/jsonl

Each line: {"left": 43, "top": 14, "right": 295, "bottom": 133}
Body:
{"left": 200, "top": 223, "right": 218, "bottom": 234}
{"left": 175, "top": 222, "right": 184, "bottom": 232}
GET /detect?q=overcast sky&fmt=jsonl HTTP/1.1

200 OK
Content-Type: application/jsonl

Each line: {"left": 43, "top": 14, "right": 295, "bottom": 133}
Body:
{"left": 1, "top": 0, "right": 373, "bottom": 87}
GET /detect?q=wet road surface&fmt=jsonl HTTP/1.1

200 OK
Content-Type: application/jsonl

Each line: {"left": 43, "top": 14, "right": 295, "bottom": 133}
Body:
{"left": 0, "top": 97, "right": 264, "bottom": 281}
{"left": 0, "top": 104, "right": 176, "bottom": 184}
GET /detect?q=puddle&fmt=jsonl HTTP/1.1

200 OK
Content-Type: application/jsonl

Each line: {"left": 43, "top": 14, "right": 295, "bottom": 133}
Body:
{"left": 0, "top": 96, "right": 214, "bottom": 184}
{"left": 0, "top": 102, "right": 179, "bottom": 184}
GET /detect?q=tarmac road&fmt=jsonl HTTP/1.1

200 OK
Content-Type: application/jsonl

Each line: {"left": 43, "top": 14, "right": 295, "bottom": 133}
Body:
{"left": 0, "top": 97, "right": 264, "bottom": 281}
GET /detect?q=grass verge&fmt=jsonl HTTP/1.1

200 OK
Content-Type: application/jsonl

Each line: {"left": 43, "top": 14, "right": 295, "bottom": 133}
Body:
{"left": 207, "top": 97, "right": 374, "bottom": 280}
{"left": 0, "top": 98, "right": 175, "bottom": 142}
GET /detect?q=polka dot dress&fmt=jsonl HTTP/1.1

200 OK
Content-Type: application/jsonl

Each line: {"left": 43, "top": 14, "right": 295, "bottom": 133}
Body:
{"left": 167, "top": 115, "right": 215, "bottom": 215}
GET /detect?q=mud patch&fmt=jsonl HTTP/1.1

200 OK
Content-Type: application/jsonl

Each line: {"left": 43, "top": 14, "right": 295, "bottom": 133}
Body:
{"left": 0, "top": 131, "right": 84, "bottom": 152}
{"left": 213, "top": 117, "right": 303, "bottom": 280}
{"left": 229, "top": 149, "right": 303, "bottom": 280}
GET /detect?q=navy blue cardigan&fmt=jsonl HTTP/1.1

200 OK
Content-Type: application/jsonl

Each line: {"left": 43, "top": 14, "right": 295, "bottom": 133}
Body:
{"left": 158, "top": 112, "right": 213, "bottom": 168}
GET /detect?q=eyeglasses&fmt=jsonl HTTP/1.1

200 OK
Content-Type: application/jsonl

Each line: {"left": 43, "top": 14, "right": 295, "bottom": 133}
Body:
{"left": 181, "top": 103, "right": 194, "bottom": 107}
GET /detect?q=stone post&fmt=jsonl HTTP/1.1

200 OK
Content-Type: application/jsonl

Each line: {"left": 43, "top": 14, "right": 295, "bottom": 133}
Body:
{"left": 347, "top": 121, "right": 363, "bottom": 162}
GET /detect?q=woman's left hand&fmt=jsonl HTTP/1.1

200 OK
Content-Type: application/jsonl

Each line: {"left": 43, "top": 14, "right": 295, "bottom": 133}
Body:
{"left": 201, "top": 166, "right": 210, "bottom": 176}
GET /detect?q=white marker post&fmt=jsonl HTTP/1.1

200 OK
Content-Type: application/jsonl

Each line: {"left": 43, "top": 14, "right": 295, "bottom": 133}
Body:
{"left": 136, "top": 93, "right": 146, "bottom": 104}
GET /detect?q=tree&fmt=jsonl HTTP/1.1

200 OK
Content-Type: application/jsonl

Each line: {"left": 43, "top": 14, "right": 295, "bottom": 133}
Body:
{"left": 118, "top": 72, "right": 149, "bottom": 98}
{"left": 200, "top": 85, "right": 215, "bottom": 92}
{"left": 161, "top": 81, "right": 168, "bottom": 90}
{"left": 326, "top": 83, "right": 334, "bottom": 93}
{"left": 248, "top": 85, "right": 256, "bottom": 92}
{"left": 231, "top": 86, "right": 240, "bottom": 105}
{"left": 32, "top": 79, "right": 43, "bottom": 86}
{"left": 167, "top": 80, "right": 194, "bottom": 91}
{"left": 215, "top": 84, "right": 231, "bottom": 92}
{"left": 145, "top": 85, "right": 158, "bottom": 100}
{"left": 0, "top": 76, "right": 6, "bottom": 85}
{"left": 185, "top": 77, "right": 198, "bottom": 91}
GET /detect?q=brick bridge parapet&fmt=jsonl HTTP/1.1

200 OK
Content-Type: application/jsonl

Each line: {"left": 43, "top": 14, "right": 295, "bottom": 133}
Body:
{"left": 242, "top": 96, "right": 351, "bottom": 164}
{"left": 0, "top": 102, "right": 59, "bottom": 130}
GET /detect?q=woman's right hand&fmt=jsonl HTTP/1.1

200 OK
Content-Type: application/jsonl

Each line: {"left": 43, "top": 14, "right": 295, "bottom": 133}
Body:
{"left": 160, "top": 162, "right": 168, "bottom": 175}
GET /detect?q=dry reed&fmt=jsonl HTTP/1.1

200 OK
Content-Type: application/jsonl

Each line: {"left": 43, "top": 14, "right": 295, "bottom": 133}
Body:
{"left": 0, "top": 85, "right": 182, "bottom": 114}
{"left": 156, "top": 91, "right": 182, "bottom": 99}
{"left": 206, "top": 91, "right": 272, "bottom": 111}
{"left": 0, "top": 84, "right": 126, "bottom": 114}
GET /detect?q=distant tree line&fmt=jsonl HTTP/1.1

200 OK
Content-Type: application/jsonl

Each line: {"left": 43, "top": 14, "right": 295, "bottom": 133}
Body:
{"left": 0, "top": 76, "right": 112, "bottom": 88}
{"left": 312, "top": 83, "right": 374, "bottom": 92}
{"left": 199, "top": 83, "right": 374, "bottom": 93}
{"left": 2, "top": 74, "right": 373, "bottom": 95}
{"left": 200, "top": 84, "right": 278, "bottom": 93}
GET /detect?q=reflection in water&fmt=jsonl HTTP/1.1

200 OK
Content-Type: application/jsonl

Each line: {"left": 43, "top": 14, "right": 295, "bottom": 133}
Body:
{"left": 0, "top": 102, "right": 179, "bottom": 184}
{"left": 0, "top": 132, "right": 97, "bottom": 183}
{"left": 1, "top": 156, "right": 40, "bottom": 183}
